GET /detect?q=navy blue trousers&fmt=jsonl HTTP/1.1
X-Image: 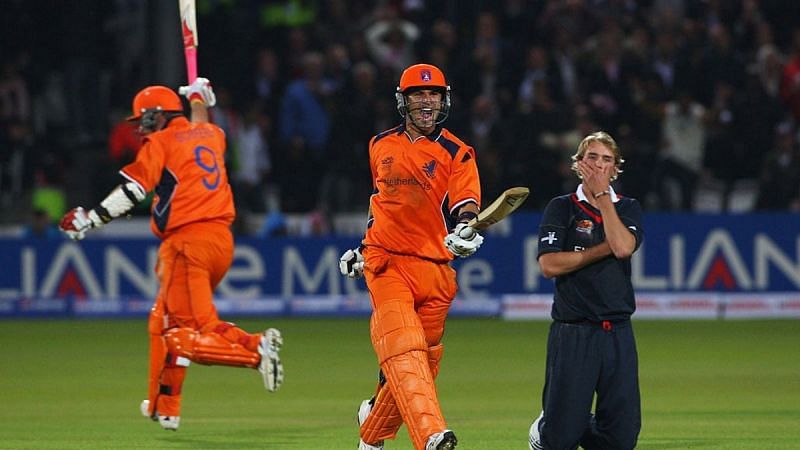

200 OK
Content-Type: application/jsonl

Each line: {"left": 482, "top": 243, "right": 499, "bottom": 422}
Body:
{"left": 540, "top": 320, "right": 641, "bottom": 450}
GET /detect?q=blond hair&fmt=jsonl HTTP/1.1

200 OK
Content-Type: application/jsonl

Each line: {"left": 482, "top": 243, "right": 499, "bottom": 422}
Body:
{"left": 570, "top": 131, "right": 624, "bottom": 181}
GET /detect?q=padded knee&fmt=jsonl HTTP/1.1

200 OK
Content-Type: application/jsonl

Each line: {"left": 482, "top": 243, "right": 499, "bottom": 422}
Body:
{"left": 164, "top": 327, "right": 260, "bottom": 368}
{"left": 370, "top": 299, "right": 427, "bottom": 364}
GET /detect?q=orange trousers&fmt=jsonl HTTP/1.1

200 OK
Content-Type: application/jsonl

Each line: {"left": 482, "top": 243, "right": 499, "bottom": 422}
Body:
{"left": 360, "top": 246, "right": 457, "bottom": 450}
{"left": 145, "top": 222, "right": 261, "bottom": 417}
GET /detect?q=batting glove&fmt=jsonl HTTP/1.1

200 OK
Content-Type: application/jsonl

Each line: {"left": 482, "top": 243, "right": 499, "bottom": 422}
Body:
{"left": 178, "top": 77, "right": 216, "bottom": 107}
{"left": 339, "top": 247, "right": 365, "bottom": 279}
{"left": 444, "top": 223, "right": 483, "bottom": 258}
{"left": 59, "top": 207, "right": 94, "bottom": 241}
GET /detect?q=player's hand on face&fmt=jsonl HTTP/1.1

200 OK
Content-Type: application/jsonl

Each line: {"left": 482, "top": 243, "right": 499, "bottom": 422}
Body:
{"left": 444, "top": 223, "right": 483, "bottom": 258}
{"left": 339, "top": 247, "right": 365, "bottom": 279}
{"left": 59, "top": 207, "right": 93, "bottom": 240}
{"left": 579, "top": 160, "right": 609, "bottom": 197}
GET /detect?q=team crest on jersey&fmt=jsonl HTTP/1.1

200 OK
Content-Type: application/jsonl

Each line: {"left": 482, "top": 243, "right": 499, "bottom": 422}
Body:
{"left": 422, "top": 160, "right": 437, "bottom": 179}
{"left": 421, "top": 69, "right": 432, "bottom": 82}
{"left": 576, "top": 219, "right": 594, "bottom": 234}
{"left": 381, "top": 156, "right": 394, "bottom": 170}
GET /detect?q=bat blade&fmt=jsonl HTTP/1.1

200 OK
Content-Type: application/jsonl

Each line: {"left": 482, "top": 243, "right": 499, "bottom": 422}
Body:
{"left": 467, "top": 187, "right": 530, "bottom": 231}
{"left": 178, "top": 0, "right": 198, "bottom": 83}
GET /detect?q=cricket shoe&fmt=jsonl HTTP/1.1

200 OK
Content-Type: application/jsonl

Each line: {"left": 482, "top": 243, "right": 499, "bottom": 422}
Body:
{"left": 357, "top": 398, "right": 384, "bottom": 450}
{"left": 425, "top": 430, "right": 457, "bottom": 450}
{"left": 259, "top": 328, "right": 284, "bottom": 392}
{"left": 140, "top": 399, "right": 180, "bottom": 431}
{"left": 528, "top": 411, "right": 543, "bottom": 450}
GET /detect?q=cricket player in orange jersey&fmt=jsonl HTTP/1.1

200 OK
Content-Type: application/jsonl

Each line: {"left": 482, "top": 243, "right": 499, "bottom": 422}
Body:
{"left": 339, "top": 63, "right": 484, "bottom": 450}
{"left": 59, "top": 78, "right": 283, "bottom": 431}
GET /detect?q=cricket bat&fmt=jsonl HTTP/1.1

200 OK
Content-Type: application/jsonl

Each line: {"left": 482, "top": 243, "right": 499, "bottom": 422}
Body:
{"left": 467, "top": 187, "right": 530, "bottom": 231}
{"left": 178, "top": 0, "right": 198, "bottom": 83}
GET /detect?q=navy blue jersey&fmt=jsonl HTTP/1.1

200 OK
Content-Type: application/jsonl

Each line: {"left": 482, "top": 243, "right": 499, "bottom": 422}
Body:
{"left": 538, "top": 189, "right": 643, "bottom": 322}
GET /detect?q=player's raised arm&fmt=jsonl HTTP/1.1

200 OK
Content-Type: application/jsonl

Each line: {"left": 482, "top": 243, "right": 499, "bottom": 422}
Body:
{"left": 178, "top": 77, "right": 216, "bottom": 124}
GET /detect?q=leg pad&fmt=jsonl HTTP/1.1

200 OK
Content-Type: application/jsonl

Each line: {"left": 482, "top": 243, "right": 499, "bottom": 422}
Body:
{"left": 360, "top": 344, "right": 446, "bottom": 444}
{"left": 164, "top": 327, "right": 260, "bottom": 368}
{"left": 381, "top": 350, "right": 445, "bottom": 450}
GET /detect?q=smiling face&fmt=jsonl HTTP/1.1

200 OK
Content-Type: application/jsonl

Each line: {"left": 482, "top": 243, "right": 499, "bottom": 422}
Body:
{"left": 405, "top": 88, "right": 443, "bottom": 134}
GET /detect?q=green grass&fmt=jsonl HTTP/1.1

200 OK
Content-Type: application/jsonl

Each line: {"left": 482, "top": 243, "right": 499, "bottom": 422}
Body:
{"left": 0, "top": 318, "right": 798, "bottom": 449}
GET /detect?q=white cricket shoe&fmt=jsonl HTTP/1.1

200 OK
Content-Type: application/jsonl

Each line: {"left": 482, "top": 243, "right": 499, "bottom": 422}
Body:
{"left": 529, "top": 411, "right": 544, "bottom": 450}
{"left": 357, "top": 398, "right": 384, "bottom": 450}
{"left": 140, "top": 399, "right": 180, "bottom": 431}
{"left": 258, "top": 328, "right": 284, "bottom": 392}
{"left": 425, "top": 430, "right": 458, "bottom": 450}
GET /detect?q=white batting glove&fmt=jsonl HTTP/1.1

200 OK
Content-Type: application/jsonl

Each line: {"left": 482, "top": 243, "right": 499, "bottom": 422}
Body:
{"left": 178, "top": 77, "right": 216, "bottom": 107}
{"left": 59, "top": 207, "right": 93, "bottom": 240}
{"left": 339, "top": 247, "right": 365, "bottom": 279}
{"left": 444, "top": 223, "right": 483, "bottom": 258}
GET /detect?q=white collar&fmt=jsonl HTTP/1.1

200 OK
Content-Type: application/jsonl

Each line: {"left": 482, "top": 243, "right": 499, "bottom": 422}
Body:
{"left": 576, "top": 183, "right": 620, "bottom": 203}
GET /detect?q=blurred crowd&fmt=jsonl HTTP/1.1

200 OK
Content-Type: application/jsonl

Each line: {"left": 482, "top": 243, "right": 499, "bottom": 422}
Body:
{"left": 3, "top": 0, "right": 800, "bottom": 238}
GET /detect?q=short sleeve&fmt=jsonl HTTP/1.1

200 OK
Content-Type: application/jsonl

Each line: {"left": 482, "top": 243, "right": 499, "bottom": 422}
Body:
{"left": 538, "top": 196, "right": 569, "bottom": 258}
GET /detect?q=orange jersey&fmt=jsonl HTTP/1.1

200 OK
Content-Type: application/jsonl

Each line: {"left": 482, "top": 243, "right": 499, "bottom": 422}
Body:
{"left": 120, "top": 117, "right": 235, "bottom": 239}
{"left": 363, "top": 124, "right": 481, "bottom": 262}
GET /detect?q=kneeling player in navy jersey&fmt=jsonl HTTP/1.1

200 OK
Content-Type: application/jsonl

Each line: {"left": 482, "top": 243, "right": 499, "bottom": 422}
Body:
{"left": 529, "top": 131, "right": 643, "bottom": 450}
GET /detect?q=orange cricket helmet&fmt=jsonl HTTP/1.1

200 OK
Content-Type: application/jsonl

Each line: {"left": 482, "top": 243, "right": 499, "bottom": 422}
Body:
{"left": 126, "top": 86, "right": 183, "bottom": 121}
{"left": 395, "top": 63, "right": 451, "bottom": 124}
{"left": 397, "top": 63, "right": 448, "bottom": 92}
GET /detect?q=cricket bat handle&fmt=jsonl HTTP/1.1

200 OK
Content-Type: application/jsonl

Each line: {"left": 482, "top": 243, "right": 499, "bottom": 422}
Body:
{"left": 184, "top": 47, "right": 197, "bottom": 83}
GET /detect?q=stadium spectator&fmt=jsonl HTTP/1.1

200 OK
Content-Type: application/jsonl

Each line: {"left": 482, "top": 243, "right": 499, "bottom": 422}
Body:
{"left": 364, "top": 6, "right": 420, "bottom": 75}
{"left": 756, "top": 121, "right": 800, "bottom": 210}
{"left": 462, "top": 12, "right": 515, "bottom": 111}
{"left": 233, "top": 99, "right": 273, "bottom": 214}
{"left": 30, "top": 166, "right": 66, "bottom": 225}
{"left": 754, "top": 22, "right": 785, "bottom": 100}
{"left": 654, "top": 90, "right": 707, "bottom": 210}
{"left": 0, "top": 57, "right": 31, "bottom": 124}
{"left": 780, "top": 29, "right": 800, "bottom": 122}
{"left": 322, "top": 61, "right": 379, "bottom": 214}
{"left": 278, "top": 51, "right": 333, "bottom": 154}
{"left": 249, "top": 47, "right": 285, "bottom": 119}
{"left": 107, "top": 109, "right": 142, "bottom": 167}
{"left": 529, "top": 131, "right": 643, "bottom": 450}
{"left": 340, "top": 63, "right": 482, "bottom": 450}
{"left": 21, "top": 208, "right": 62, "bottom": 240}
{"left": 57, "top": 79, "right": 284, "bottom": 431}
{"left": 467, "top": 95, "right": 505, "bottom": 201}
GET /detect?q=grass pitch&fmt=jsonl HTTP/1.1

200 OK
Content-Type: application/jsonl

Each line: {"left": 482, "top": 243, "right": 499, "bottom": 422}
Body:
{"left": 0, "top": 318, "right": 797, "bottom": 449}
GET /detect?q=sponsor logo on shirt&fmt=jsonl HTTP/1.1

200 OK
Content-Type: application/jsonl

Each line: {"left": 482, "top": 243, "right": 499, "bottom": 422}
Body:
{"left": 576, "top": 219, "right": 594, "bottom": 234}
{"left": 382, "top": 177, "right": 432, "bottom": 191}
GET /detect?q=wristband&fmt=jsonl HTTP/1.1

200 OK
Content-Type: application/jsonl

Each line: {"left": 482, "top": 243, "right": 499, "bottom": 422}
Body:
{"left": 457, "top": 211, "right": 478, "bottom": 223}
{"left": 593, "top": 190, "right": 610, "bottom": 199}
